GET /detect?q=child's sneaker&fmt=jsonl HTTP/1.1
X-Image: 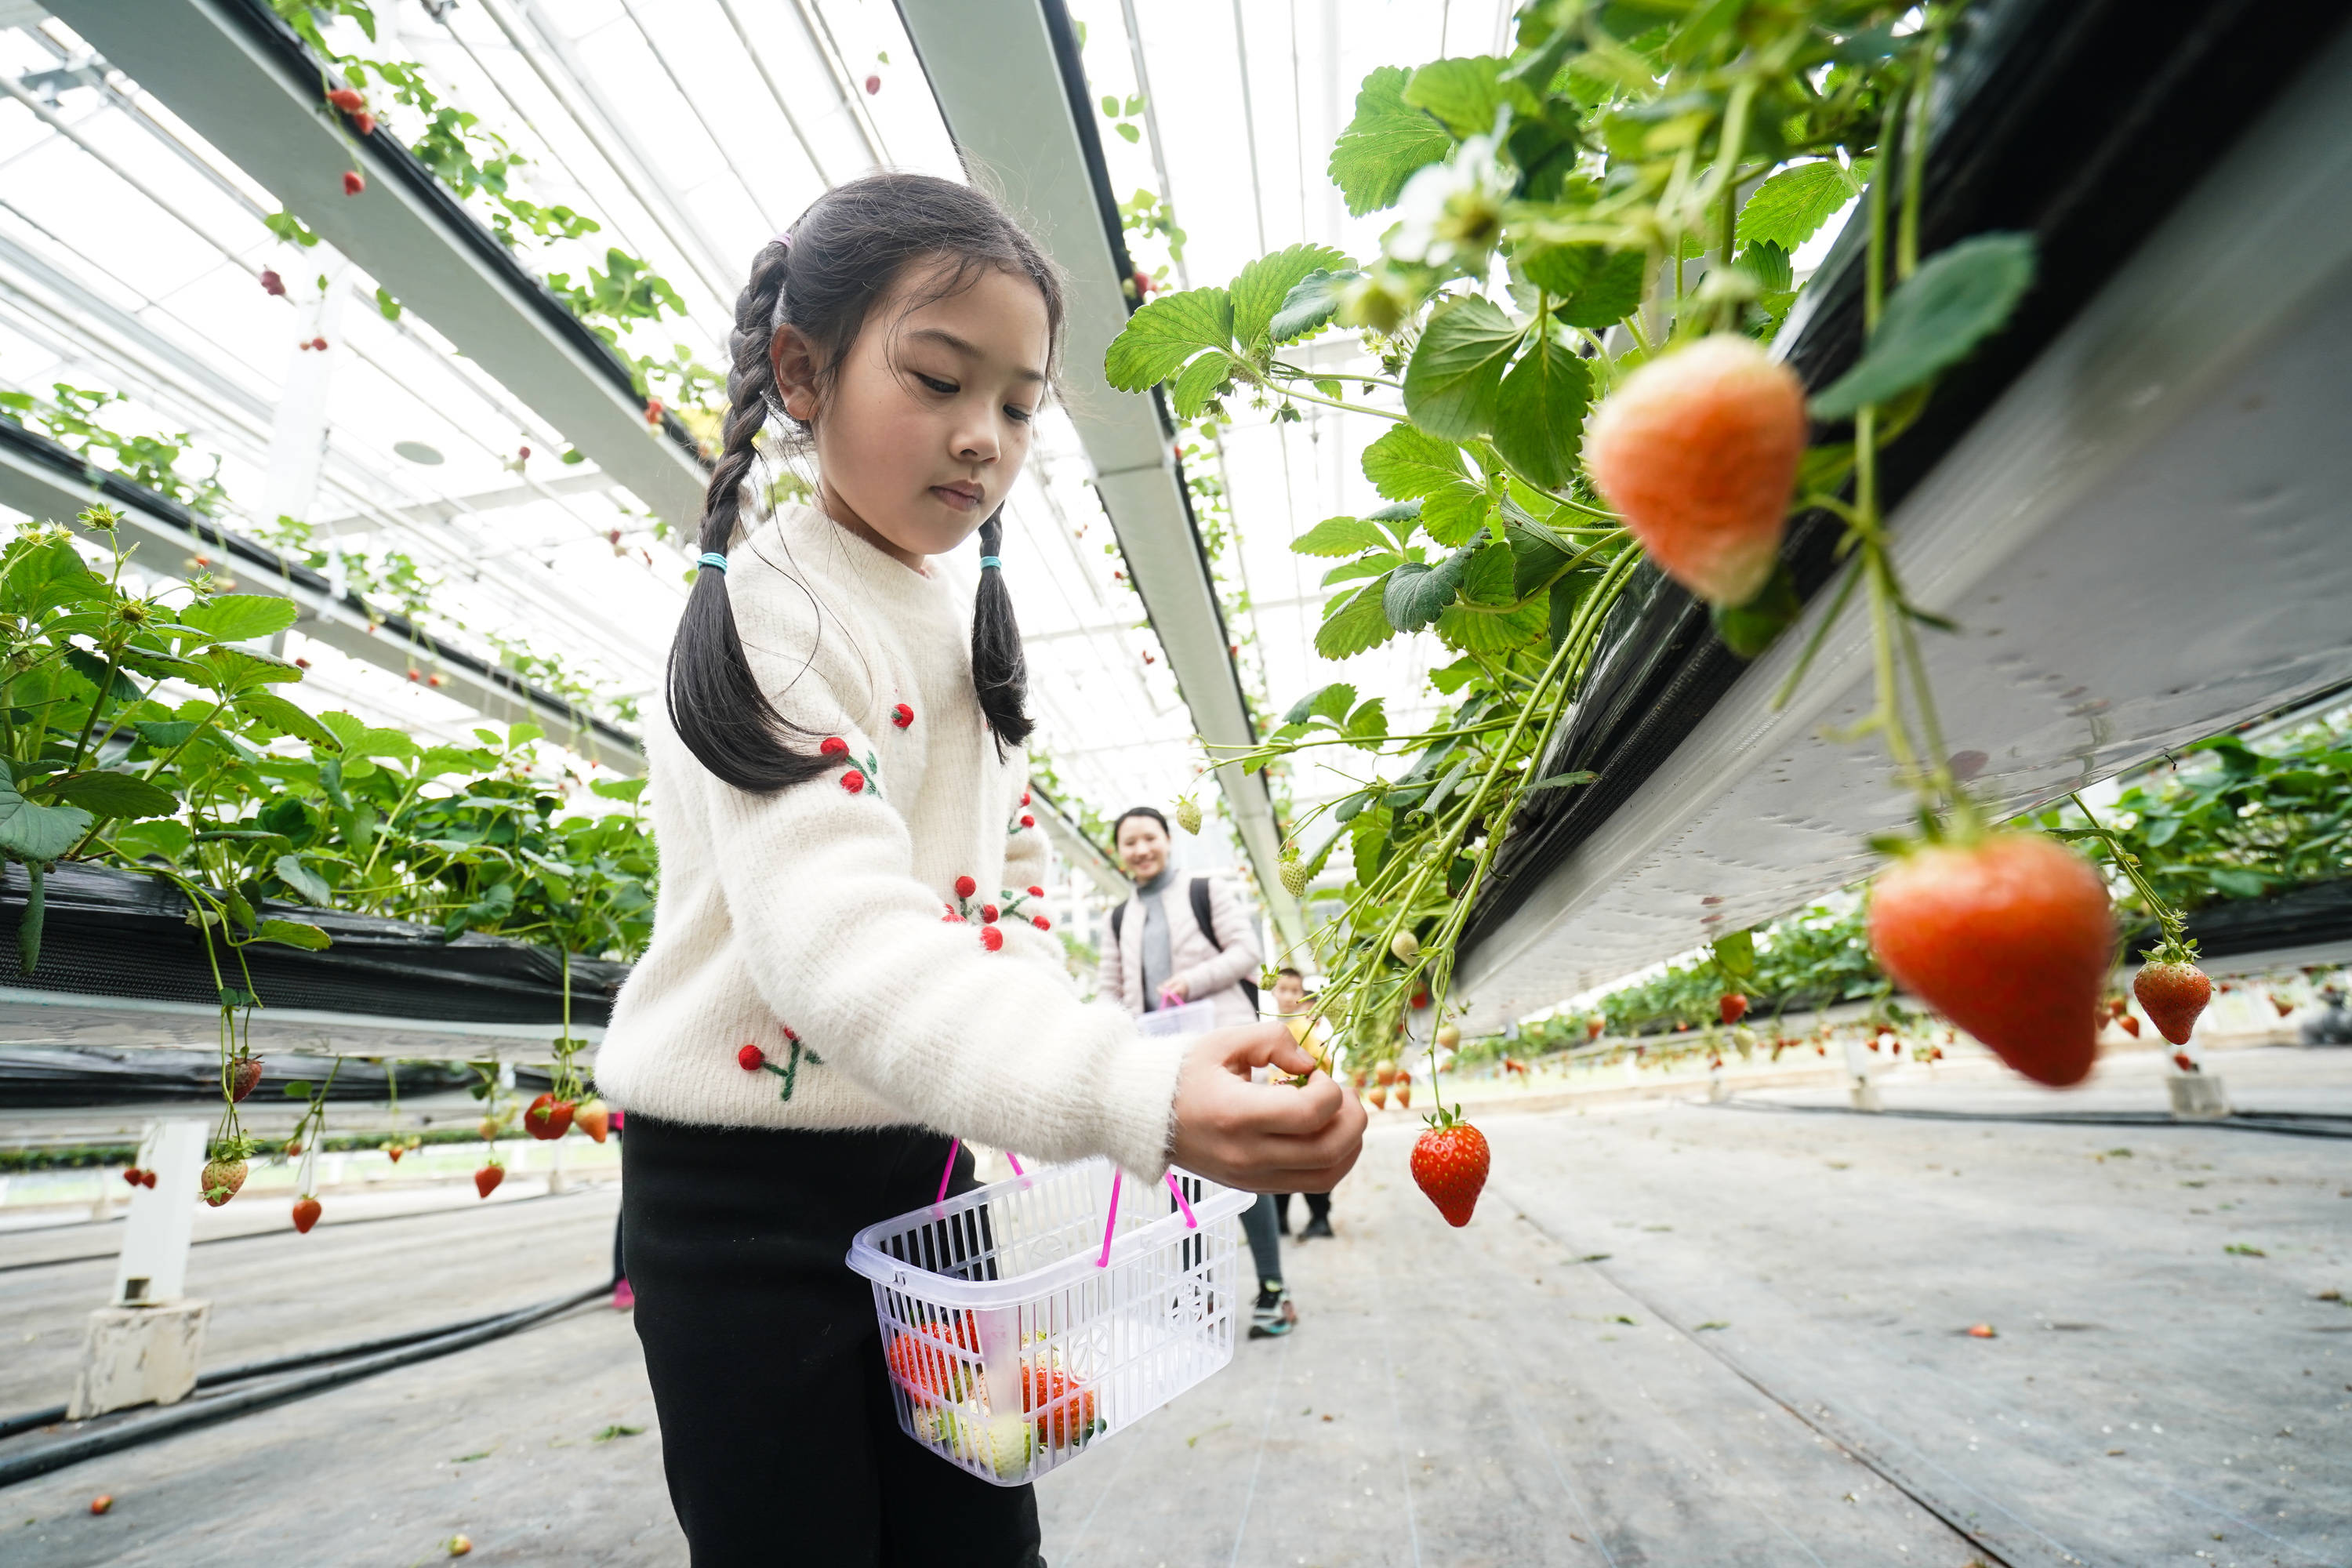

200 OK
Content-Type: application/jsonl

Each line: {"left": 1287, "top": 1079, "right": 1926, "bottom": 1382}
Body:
{"left": 612, "top": 1278, "right": 636, "bottom": 1311}
{"left": 1247, "top": 1279, "right": 1294, "bottom": 1338}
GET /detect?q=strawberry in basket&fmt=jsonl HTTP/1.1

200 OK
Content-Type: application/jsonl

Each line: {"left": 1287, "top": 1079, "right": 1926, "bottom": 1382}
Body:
{"left": 886, "top": 1315, "right": 978, "bottom": 1401}
{"left": 1024, "top": 1357, "right": 1101, "bottom": 1450}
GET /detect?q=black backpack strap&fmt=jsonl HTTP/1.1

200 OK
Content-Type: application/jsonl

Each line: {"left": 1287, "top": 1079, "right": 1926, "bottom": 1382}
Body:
{"left": 1110, "top": 900, "right": 1127, "bottom": 942}
{"left": 1189, "top": 879, "right": 1260, "bottom": 1013}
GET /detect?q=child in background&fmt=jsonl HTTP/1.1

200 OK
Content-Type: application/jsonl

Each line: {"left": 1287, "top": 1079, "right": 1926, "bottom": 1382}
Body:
{"left": 592, "top": 174, "right": 1366, "bottom": 1567}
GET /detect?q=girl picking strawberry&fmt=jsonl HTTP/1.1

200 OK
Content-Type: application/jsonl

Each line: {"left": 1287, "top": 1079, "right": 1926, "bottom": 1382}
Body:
{"left": 594, "top": 173, "right": 1366, "bottom": 1566}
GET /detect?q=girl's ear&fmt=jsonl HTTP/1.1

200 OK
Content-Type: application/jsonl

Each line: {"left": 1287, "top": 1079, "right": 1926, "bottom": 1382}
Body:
{"left": 771, "top": 323, "right": 822, "bottom": 423}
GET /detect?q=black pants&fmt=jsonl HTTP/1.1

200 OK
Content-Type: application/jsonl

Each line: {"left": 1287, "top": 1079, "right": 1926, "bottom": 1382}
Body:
{"left": 622, "top": 1117, "right": 1043, "bottom": 1567}
{"left": 1275, "top": 1192, "right": 1331, "bottom": 1231}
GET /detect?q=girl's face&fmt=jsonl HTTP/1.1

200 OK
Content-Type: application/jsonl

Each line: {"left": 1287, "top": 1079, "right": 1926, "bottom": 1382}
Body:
{"left": 1116, "top": 815, "right": 1170, "bottom": 883}
{"left": 774, "top": 261, "right": 1051, "bottom": 568}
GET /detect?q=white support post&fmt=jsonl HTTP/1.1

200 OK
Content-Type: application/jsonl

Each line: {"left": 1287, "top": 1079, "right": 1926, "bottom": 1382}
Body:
{"left": 262, "top": 255, "right": 350, "bottom": 532}
{"left": 114, "top": 1120, "right": 205, "bottom": 1307}
{"left": 1842, "top": 1033, "right": 1882, "bottom": 1111}
{"left": 71, "top": 1119, "right": 212, "bottom": 1420}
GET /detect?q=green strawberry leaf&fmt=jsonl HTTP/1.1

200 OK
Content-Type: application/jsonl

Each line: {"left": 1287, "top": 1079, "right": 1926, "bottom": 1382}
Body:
{"left": 273, "top": 852, "right": 333, "bottom": 905}
{"left": 1383, "top": 549, "right": 1472, "bottom": 633}
{"left": 1809, "top": 233, "right": 2037, "bottom": 420}
{"left": 1270, "top": 268, "right": 1360, "bottom": 344}
{"left": 48, "top": 770, "right": 179, "bottom": 820}
{"left": 1232, "top": 244, "right": 1350, "bottom": 348}
{"left": 1518, "top": 245, "right": 1646, "bottom": 329}
{"left": 176, "top": 593, "right": 299, "bottom": 645}
{"left": 0, "top": 761, "right": 92, "bottom": 862}
{"left": 236, "top": 691, "right": 340, "bottom": 749}
{"left": 1328, "top": 66, "right": 1454, "bottom": 216}
{"left": 1316, "top": 578, "right": 1399, "bottom": 659}
{"left": 1401, "top": 56, "right": 1540, "bottom": 140}
{"left": 1403, "top": 296, "right": 1523, "bottom": 440}
{"left": 1361, "top": 423, "right": 1469, "bottom": 502}
{"left": 1292, "top": 515, "right": 1392, "bottom": 557}
{"left": 1419, "top": 481, "right": 1493, "bottom": 547}
{"left": 255, "top": 917, "right": 332, "bottom": 951}
{"left": 1737, "top": 160, "right": 1864, "bottom": 252}
{"left": 1103, "top": 286, "right": 1234, "bottom": 390}
{"left": 1490, "top": 336, "right": 1592, "bottom": 491}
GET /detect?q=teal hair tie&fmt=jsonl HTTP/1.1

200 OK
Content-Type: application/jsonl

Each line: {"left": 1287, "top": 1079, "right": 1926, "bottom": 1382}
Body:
{"left": 979, "top": 556, "right": 1002, "bottom": 570}
{"left": 698, "top": 552, "right": 728, "bottom": 573}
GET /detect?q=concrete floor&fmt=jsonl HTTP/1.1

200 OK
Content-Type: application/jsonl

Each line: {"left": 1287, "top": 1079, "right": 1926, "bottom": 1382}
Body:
{"left": 1, "top": 1047, "right": 2346, "bottom": 1566}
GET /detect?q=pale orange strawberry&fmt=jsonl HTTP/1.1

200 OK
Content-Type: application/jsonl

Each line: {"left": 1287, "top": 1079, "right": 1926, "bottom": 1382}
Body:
{"left": 1584, "top": 335, "right": 1807, "bottom": 606}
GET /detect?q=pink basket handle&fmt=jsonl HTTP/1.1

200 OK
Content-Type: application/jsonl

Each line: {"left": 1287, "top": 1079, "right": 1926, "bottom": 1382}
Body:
{"left": 1166, "top": 1171, "right": 1198, "bottom": 1229}
{"left": 935, "top": 1138, "right": 960, "bottom": 1206}
{"left": 1095, "top": 1168, "right": 1123, "bottom": 1267}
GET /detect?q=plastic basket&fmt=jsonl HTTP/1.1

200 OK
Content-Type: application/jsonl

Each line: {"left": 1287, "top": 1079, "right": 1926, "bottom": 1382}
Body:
{"left": 847, "top": 1157, "right": 1255, "bottom": 1486}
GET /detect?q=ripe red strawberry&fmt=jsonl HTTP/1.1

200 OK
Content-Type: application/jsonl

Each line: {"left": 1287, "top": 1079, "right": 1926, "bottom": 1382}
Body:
{"left": 1024, "top": 1359, "right": 1098, "bottom": 1448}
{"left": 1719, "top": 992, "right": 1748, "bottom": 1025}
{"left": 385, "top": 1143, "right": 405, "bottom": 1163}
{"left": 1133, "top": 268, "right": 1156, "bottom": 298}
{"left": 201, "top": 1156, "right": 248, "bottom": 1207}
{"left": 980, "top": 925, "right": 1004, "bottom": 952}
{"left": 230, "top": 1054, "right": 263, "bottom": 1102}
{"left": 2172, "top": 1051, "right": 2197, "bottom": 1073}
{"left": 954, "top": 875, "right": 978, "bottom": 898}
{"left": 573, "top": 1101, "right": 611, "bottom": 1143}
{"left": 475, "top": 1162, "right": 505, "bottom": 1199}
{"left": 2114, "top": 1014, "right": 2140, "bottom": 1038}
{"left": 140, "top": 1169, "right": 156, "bottom": 1188}
{"left": 342, "top": 169, "right": 365, "bottom": 195}
{"left": 2270, "top": 993, "right": 2294, "bottom": 1017}
{"left": 122, "top": 1167, "right": 143, "bottom": 1187}
{"left": 886, "top": 1319, "right": 975, "bottom": 1400}
{"left": 842, "top": 770, "right": 866, "bottom": 793}
{"left": 1588, "top": 1018, "right": 1604, "bottom": 1039}
{"left": 892, "top": 703, "right": 914, "bottom": 728}
{"left": 260, "top": 268, "right": 285, "bottom": 296}
{"left": 1867, "top": 833, "right": 2111, "bottom": 1088}
{"left": 352, "top": 111, "right": 376, "bottom": 136}
{"left": 292, "top": 1195, "right": 322, "bottom": 1234}
{"left": 524, "top": 1092, "right": 575, "bottom": 1140}
{"left": 325, "top": 87, "right": 365, "bottom": 112}
{"left": 285, "top": 1139, "right": 303, "bottom": 1158}
{"left": 1411, "top": 1117, "right": 1490, "bottom": 1228}
{"left": 864, "top": 73, "right": 881, "bottom": 94}
{"left": 1584, "top": 334, "right": 1807, "bottom": 606}
{"left": 739, "top": 1044, "right": 765, "bottom": 1071}
{"left": 89, "top": 1496, "right": 111, "bottom": 1515}
{"left": 2133, "top": 960, "right": 2212, "bottom": 1045}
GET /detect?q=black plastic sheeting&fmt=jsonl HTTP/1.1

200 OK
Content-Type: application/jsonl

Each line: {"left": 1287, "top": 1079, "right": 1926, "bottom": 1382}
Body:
{"left": 0, "top": 862, "right": 628, "bottom": 1027}
{"left": 1460, "top": 0, "right": 2352, "bottom": 960}
{"left": 0, "top": 1047, "right": 473, "bottom": 1109}
{"left": 2125, "top": 878, "right": 2352, "bottom": 963}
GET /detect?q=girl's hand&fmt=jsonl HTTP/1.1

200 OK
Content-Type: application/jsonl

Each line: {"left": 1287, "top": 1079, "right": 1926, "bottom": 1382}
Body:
{"left": 1158, "top": 978, "right": 1190, "bottom": 1006}
{"left": 1167, "top": 1022, "right": 1367, "bottom": 1194}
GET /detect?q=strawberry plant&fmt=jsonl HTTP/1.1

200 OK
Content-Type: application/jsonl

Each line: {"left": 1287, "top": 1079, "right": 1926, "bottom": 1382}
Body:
{"left": 1102, "top": 2, "right": 2047, "bottom": 1134}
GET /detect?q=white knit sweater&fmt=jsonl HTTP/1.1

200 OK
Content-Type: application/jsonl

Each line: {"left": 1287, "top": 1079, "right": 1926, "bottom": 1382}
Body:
{"left": 593, "top": 503, "right": 1186, "bottom": 1178}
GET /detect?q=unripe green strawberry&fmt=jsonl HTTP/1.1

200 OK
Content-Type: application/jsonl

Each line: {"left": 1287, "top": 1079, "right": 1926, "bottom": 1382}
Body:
{"left": 1174, "top": 795, "right": 1202, "bottom": 835}
{"left": 1279, "top": 853, "right": 1308, "bottom": 898}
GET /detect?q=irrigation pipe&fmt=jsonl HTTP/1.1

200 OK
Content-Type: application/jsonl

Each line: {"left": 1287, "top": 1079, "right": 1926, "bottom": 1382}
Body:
{"left": 1707, "top": 1098, "right": 2352, "bottom": 1140}
{"left": 0, "top": 1280, "right": 607, "bottom": 1487}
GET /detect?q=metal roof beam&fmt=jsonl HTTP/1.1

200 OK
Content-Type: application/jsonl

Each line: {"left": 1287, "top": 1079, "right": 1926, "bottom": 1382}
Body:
{"left": 893, "top": 0, "right": 1303, "bottom": 947}
{"left": 0, "top": 423, "right": 644, "bottom": 774}
{"left": 45, "top": 0, "right": 709, "bottom": 533}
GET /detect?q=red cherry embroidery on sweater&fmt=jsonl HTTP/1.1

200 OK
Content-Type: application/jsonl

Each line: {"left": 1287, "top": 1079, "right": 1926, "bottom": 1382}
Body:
{"left": 1022, "top": 791, "right": 1032, "bottom": 806}
{"left": 1033, "top": 915, "right": 1051, "bottom": 931}
{"left": 821, "top": 737, "right": 849, "bottom": 757}
{"left": 1026, "top": 885, "right": 1044, "bottom": 898}
{"left": 841, "top": 770, "right": 866, "bottom": 793}
{"left": 1019, "top": 814, "right": 1035, "bottom": 829}
{"left": 954, "top": 875, "right": 978, "bottom": 899}
{"left": 892, "top": 703, "right": 913, "bottom": 728}
{"left": 980, "top": 925, "right": 1004, "bottom": 952}
{"left": 979, "top": 903, "right": 999, "bottom": 923}
{"left": 782, "top": 1026, "right": 800, "bottom": 1044}
{"left": 738, "top": 1044, "right": 765, "bottom": 1071}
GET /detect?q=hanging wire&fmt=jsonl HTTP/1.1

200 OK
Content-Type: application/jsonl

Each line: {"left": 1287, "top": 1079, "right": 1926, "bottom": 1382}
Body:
{"left": 711, "top": 0, "right": 838, "bottom": 188}
{"left": 613, "top": 0, "right": 781, "bottom": 234}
